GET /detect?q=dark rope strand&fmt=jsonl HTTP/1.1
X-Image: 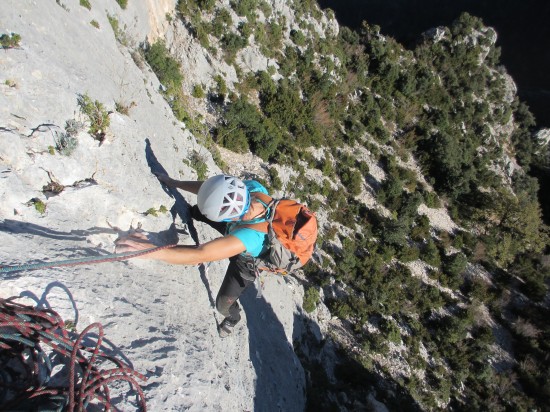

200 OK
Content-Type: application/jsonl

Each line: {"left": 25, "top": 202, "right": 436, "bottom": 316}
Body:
{"left": 0, "top": 298, "right": 148, "bottom": 411}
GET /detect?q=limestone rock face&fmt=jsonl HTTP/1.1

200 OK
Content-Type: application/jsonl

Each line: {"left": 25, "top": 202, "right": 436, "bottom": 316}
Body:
{"left": 145, "top": 0, "right": 176, "bottom": 42}
{"left": 0, "top": 1, "right": 307, "bottom": 411}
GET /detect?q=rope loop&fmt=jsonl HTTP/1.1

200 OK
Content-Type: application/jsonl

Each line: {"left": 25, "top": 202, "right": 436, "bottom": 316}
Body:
{"left": 0, "top": 297, "right": 147, "bottom": 411}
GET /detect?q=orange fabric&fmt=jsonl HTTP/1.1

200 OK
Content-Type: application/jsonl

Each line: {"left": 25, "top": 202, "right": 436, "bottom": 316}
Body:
{"left": 244, "top": 195, "right": 318, "bottom": 266}
{"left": 276, "top": 202, "right": 317, "bottom": 264}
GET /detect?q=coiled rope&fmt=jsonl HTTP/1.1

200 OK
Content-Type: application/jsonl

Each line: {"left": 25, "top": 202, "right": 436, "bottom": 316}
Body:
{"left": 0, "top": 297, "right": 148, "bottom": 411}
{"left": 0, "top": 244, "right": 177, "bottom": 274}
{"left": 0, "top": 244, "right": 179, "bottom": 409}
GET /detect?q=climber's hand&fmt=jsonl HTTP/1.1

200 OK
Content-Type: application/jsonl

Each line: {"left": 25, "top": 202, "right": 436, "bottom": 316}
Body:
{"left": 153, "top": 172, "right": 176, "bottom": 187}
{"left": 115, "top": 232, "right": 154, "bottom": 256}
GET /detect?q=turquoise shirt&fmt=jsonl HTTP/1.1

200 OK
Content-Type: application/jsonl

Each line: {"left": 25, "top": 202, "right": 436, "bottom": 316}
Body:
{"left": 227, "top": 180, "right": 269, "bottom": 257}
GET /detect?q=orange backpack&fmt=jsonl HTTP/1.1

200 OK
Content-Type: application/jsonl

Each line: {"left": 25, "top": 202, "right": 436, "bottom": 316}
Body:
{"left": 244, "top": 192, "right": 318, "bottom": 274}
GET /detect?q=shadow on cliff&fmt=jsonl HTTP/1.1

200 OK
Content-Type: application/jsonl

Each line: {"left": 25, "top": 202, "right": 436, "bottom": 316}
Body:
{"left": 0, "top": 220, "right": 121, "bottom": 279}
{"left": 240, "top": 286, "right": 306, "bottom": 412}
{"left": 292, "top": 308, "right": 422, "bottom": 412}
{"left": 144, "top": 139, "right": 215, "bottom": 307}
{"left": 0, "top": 219, "right": 117, "bottom": 241}
{"left": 0, "top": 218, "right": 177, "bottom": 279}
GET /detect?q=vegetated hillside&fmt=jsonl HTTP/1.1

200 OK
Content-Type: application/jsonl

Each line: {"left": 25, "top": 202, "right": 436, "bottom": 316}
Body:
{"left": 1, "top": 0, "right": 549, "bottom": 411}
{"left": 157, "top": 1, "right": 550, "bottom": 410}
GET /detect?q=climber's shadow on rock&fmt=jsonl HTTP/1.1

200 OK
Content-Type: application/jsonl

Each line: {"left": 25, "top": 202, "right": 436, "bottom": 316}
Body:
{"left": 241, "top": 288, "right": 306, "bottom": 412}
{"left": 0, "top": 220, "right": 125, "bottom": 278}
{"left": 144, "top": 138, "right": 215, "bottom": 307}
{"left": 0, "top": 219, "right": 117, "bottom": 242}
{"left": 144, "top": 138, "right": 198, "bottom": 242}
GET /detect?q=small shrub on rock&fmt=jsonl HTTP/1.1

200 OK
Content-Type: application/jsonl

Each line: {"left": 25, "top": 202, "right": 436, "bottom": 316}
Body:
{"left": 77, "top": 94, "right": 110, "bottom": 141}
{"left": 303, "top": 287, "right": 320, "bottom": 313}
{"left": 116, "top": 0, "right": 128, "bottom": 9}
{"left": 0, "top": 33, "right": 21, "bottom": 49}
{"left": 80, "top": 0, "right": 91, "bottom": 10}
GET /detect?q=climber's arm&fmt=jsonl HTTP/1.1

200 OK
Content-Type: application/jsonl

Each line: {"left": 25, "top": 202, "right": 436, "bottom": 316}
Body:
{"left": 154, "top": 172, "right": 203, "bottom": 194}
{"left": 115, "top": 234, "right": 246, "bottom": 265}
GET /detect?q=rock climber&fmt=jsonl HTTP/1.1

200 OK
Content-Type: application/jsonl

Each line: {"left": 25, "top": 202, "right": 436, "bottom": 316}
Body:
{"left": 115, "top": 174, "right": 271, "bottom": 338}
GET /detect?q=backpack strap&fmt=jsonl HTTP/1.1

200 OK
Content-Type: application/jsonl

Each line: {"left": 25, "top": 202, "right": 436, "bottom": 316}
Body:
{"left": 238, "top": 192, "right": 276, "bottom": 233}
{"left": 252, "top": 192, "right": 275, "bottom": 209}
{"left": 240, "top": 221, "right": 269, "bottom": 233}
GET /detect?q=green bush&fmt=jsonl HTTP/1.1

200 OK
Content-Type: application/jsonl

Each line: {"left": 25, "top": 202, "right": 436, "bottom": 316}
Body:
{"left": 443, "top": 252, "right": 468, "bottom": 277}
{"left": 230, "top": 0, "right": 257, "bottom": 17}
{"left": 215, "top": 97, "right": 283, "bottom": 160}
{"left": 116, "top": 0, "right": 128, "bottom": 9}
{"left": 410, "top": 215, "right": 431, "bottom": 242}
{"left": 197, "top": 0, "right": 215, "bottom": 11}
{"left": 210, "top": 74, "right": 227, "bottom": 102}
{"left": 239, "top": 21, "right": 253, "bottom": 40}
{"left": 0, "top": 33, "right": 21, "bottom": 49}
{"left": 303, "top": 287, "right": 320, "bottom": 313}
{"left": 28, "top": 198, "right": 46, "bottom": 214}
{"left": 221, "top": 32, "right": 248, "bottom": 62}
{"left": 377, "top": 176, "right": 404, "bottom": 211}
{"left": 290, "top": 29, "right": 307, "bottom": 46}
{"left": 145, "top": 205, "right": 168, "bottom": 216}
{"left": 321, "top": 157, "right": 334, "bottom": 177}
{"left": 379, "top": 218, "right": 408, "bottom": 248}
{"left": 210, "top": 9, "right": 232, "bottom": 38}
{"left": 421, "top": 240, "right": 441, "bottom": 267}
{"left": 338, "top": 167, "right": 362, "bottom": 196}
{"left": 422, "top": 190, "right": 441, "bottom": 208}
{"left": 192, "top": 84, "right": 205, "bottom": 98}
{"left": 188, "top": 151, "right": 208, "bottom": 180}
{"left": 255, "top": 21, "right": 283, "bottom": 56}
{"left": 381, "top": 318, "right": 402, "bottom": 343}
{"left": 268, "top": 167, "right": 283, "bottom": 191}
{"left": 80, "top": 0, "right": 91, "bottom": 10}
{"left": 258, "top": 0, "right": 271, "bottom": 17}
{"left": 77, "top": 94, "right": 110, "bottom": 140}
{"left": 144, "top": 41, "right": 183, "bottom": 94}
{"left": 398, "top": 245, "right": 420, "bottom": 262}
{"left": 368, "top": 333, "right": 389, "bottom": 355}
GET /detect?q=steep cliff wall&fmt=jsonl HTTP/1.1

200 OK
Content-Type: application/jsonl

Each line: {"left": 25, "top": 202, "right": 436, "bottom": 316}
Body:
{"left": 0, "top": 1, "right": 307, "bottom": 410}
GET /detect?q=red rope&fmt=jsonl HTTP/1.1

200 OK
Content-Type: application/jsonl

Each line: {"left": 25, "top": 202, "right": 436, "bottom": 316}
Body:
{"left": 0, "top": 297, "right": 147, "bottom": 411}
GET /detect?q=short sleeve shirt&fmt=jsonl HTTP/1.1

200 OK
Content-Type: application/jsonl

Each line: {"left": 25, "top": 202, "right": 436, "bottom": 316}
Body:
{"left": 227, "top": 180, "right": 269, "bottom": 257}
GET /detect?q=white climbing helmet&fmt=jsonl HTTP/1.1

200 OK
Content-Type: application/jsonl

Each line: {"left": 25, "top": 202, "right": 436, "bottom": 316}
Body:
{"left": 197, "top": 175, "right": 250, "bottom": 222}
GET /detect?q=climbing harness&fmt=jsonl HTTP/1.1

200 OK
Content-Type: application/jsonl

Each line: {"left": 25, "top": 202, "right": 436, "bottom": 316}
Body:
{"left": 0, "top": 297, "right": 147, "bottom": 411}
{"left": 0, "top": 243, "right": 177, "bottom": 275}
